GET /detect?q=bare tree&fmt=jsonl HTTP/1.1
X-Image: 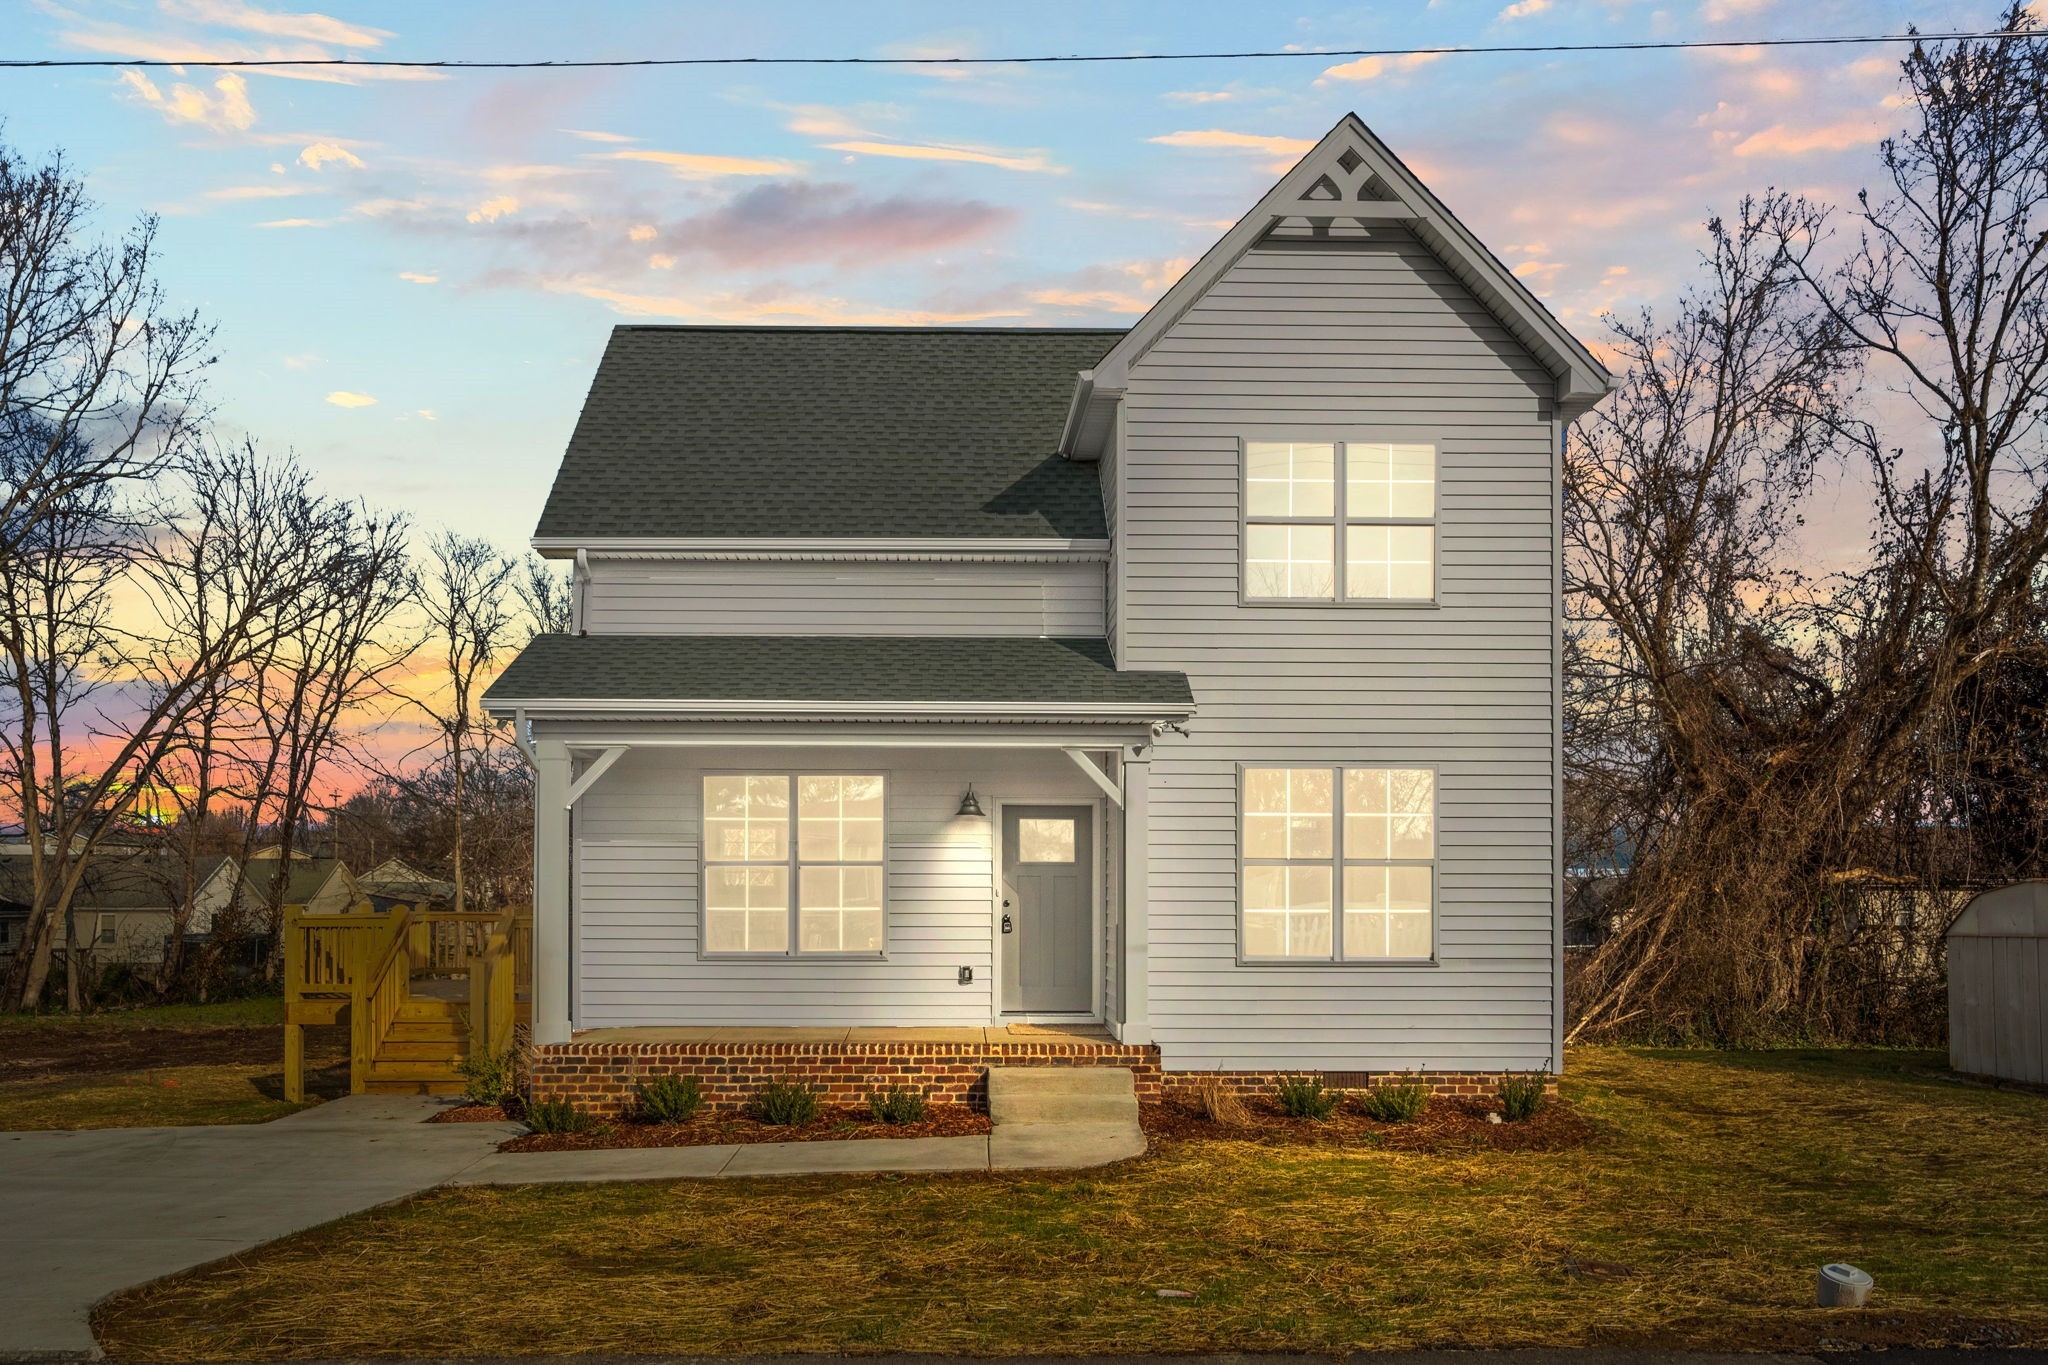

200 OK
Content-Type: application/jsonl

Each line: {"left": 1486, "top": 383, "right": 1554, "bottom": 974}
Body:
{"left": 1568, "top": 13, "right": 2048, "bottom": 1042}
{"left": 4, "top": 442, "right": 378, "bottom": 1009}
{"left": 516, "top": 553, "right": 573, "bottom": 635}
{"left": 0, "top": 131, "right": 214, "bottom": 1009}
{"left": 0, "top": 134, "right": 212, "bottom": 561}
{"left": 404, "top": 532, "right": 520, "bottom": 911}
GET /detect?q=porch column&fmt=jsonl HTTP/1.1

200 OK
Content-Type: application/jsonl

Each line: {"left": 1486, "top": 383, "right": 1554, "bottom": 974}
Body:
{"left": 532, "top": 738, "right": 573, "bottom": 1047}
{"left": 1116, "top": 745, "right": 1153, "bottom": 1045}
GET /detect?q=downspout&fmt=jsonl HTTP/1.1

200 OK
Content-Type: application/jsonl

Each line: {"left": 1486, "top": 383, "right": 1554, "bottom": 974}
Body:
{"left": 570, "top": 548, "right": 590, "bottom": 635}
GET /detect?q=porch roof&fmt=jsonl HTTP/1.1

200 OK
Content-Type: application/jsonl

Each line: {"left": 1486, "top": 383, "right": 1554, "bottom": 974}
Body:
{"left": 483, "top": 634, "right": 1194, "bottom": 721}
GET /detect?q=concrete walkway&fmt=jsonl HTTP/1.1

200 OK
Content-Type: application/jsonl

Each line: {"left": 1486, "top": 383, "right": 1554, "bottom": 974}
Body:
{"left": 1, "top": 1072, "right": 1148, "bottom": 1360}
{"left": 0, "top": 1097, "right": 521, "bottom": 1363}
{"left": 457, "top": 1065, "right": 1148, "bottom": 1186}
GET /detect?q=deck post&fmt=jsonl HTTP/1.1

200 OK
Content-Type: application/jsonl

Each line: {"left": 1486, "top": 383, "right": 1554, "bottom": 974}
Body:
{"left": 532, "top": 738, "right": 574, "bottom": 1047}
{"left": 283, "top": 1021, "right": 304, "bottom": 1104}
{"left": 1115, "top": 745, "right": 1153, "bottom": 1045}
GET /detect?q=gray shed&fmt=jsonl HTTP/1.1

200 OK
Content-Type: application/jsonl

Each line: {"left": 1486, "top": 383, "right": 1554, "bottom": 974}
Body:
{"left": 1947, "top": 881, "right": 2048, "bottom": 1084}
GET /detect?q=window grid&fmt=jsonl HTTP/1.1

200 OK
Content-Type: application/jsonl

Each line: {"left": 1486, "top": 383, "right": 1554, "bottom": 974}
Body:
{"left": 1243, "top": 439, "right": 1438, "bottom": 603}
{"left": 1241, "top": 765, "right": 1436, "bottom": 963}
{"left": 703, "top": 773, "right": 887, "bottom": 958}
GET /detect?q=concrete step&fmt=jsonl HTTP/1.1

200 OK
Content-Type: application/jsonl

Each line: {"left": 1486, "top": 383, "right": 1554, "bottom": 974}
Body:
{"left": 986, "top": 1066, "right": 1138, "bottom": 1126}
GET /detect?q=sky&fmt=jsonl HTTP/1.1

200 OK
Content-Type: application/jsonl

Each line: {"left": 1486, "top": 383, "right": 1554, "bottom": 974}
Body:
{"left": 1, "top": 0, "right": 2010, "bottom": 565}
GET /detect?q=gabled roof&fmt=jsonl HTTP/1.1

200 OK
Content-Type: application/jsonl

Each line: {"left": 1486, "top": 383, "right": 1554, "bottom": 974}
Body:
{"left": 482, "top": 635, "right": 1194, "bottom": 720}
{"left": 1062, "top": 113, "right": 1613, "bottom": 456}
{"left": 533, "top": 327, "right": 1122, "bottom": 548}
{"left": 0, "top": 854, "right": 247, "bottom": 913}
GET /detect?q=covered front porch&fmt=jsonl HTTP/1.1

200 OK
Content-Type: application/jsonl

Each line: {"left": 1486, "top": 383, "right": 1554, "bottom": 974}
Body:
{"left": 483, "top": 631, "right": 1195, "bottom": 1062}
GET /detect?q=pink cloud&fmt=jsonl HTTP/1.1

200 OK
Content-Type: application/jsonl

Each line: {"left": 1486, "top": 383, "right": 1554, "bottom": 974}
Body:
{"left": 1732, "top": 120, "right": 1879, "bottom": 158}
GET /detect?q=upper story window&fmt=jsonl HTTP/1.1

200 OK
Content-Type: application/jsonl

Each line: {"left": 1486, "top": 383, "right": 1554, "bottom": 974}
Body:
{"left": 702, "top": 774, "right": 886, "bottom": 957}
{"left": 1244, "top": 440, "right": 1437, "bottom": 603}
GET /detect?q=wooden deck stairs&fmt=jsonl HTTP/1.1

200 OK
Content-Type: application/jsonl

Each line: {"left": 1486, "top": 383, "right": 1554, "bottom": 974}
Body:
{"left": 283, "top": 902, "right": 529, "bottom": 1100}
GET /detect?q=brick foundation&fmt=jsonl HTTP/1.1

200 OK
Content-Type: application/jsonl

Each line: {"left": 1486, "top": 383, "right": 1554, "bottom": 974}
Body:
{"left": 1156, "top": 1068, "right": 1559, "bottom": 1103}
{"left": 529, "top": 1039, "right": 1163, "bottom": 1115}
{"left": 528, "top": 1041, "right": 1549, "bottom": 1116}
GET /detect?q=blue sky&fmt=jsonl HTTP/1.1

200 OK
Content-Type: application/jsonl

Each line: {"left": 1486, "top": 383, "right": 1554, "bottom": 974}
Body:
{"left": 3, "top": 0, "right": 2003, "bottom": 556}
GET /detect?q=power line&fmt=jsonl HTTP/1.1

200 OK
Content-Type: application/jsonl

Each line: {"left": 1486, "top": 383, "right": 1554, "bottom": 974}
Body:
{"left": 0, "top": 29, "right": 2038, "bottom": 73}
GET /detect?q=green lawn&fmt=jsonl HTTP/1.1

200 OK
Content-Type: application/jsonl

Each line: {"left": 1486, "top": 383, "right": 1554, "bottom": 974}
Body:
{"left": 0, "top": 998, "right": 346, "bottom": 1130}
{"left": 94, "top": 1048, "right": 2048, "bottom": 1360}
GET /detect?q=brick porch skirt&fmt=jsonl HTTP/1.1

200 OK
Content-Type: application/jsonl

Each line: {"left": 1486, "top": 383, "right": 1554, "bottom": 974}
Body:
{"left": 527, "top": 1040, "right": 1544, "bottom": 1114}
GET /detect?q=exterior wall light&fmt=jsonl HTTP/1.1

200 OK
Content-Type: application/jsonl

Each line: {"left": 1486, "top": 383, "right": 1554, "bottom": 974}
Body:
{"left": 957, "top": 785, "right": 986, "bottom": 818}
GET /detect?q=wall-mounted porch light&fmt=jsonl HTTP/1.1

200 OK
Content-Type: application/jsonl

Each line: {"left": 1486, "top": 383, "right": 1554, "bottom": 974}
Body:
{"left": 957, "top": 785, "right": 986, "bottom": 818}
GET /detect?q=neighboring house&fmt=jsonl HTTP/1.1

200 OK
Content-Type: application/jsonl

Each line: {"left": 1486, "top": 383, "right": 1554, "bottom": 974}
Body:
{"left": 245, "top": 850, "right": 362, "bottom": 914}
{"left": 357, "top": 858, "right": 456, "bottom": 910}
{"left": 483, "top": 116, "right": 1612, "bottom": 1099}
{"left": 0, "top": 854, "right": 260, "bottom": 968}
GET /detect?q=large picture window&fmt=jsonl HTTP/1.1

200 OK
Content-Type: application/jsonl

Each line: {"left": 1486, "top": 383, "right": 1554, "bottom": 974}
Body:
{"left": 1244, "top": 440, "right": 1437, "bottom": 602}
{"left": 1241, "top": 765, "right": 1435, "bottom": 962}
{"left": 703, "top": 773, "right": 886, "bottom": 956}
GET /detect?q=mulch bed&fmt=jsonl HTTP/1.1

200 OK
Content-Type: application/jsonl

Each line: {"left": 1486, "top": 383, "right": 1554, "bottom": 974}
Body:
{"left": 426, "top": 1102, "right": 513, "bottom": 1123}
{"left": 1141, "top": 1092, "right": 1595, "bottom": 1152}
{"left": 0, "top": 1023, "right": 346, "bottom": 1082}
{"left": 492, "top": 1102, "right": 990, "bottom": 1151}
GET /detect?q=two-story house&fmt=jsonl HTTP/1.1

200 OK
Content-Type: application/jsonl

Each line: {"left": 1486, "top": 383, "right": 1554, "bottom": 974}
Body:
{"left": 484, "top": 114, "right": 1611, "bottom": 1109}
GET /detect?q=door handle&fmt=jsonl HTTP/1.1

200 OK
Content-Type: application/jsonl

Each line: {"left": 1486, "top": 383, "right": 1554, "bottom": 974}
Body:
{"left": 1001, "top": 914, "right": 1013, "bottom": 934}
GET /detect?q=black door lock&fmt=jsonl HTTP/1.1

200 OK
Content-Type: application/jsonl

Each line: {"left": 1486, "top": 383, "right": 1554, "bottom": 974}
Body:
{"left": 1001, "top": 913, "right": 1013, "bottom": 934}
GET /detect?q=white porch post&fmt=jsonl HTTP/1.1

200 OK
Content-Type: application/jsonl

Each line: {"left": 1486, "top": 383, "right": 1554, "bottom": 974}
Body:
{"left": 1115, "top": 744, "right": 1153, "bottom": 1045}
{"left": 532, "top": 738, "right": 573, "bottom": 1047}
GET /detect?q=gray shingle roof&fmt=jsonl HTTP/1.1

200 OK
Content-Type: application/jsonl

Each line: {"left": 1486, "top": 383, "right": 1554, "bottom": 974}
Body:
{"left": 535, "top": 326, "right": 1124, "bottom": 541}
{"left": 483, "top": 635, "right": 1193, "bottom": 711}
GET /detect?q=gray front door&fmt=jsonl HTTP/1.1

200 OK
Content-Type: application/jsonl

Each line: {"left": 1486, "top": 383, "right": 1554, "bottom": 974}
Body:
{"left": 1001, "top": 805, "right": 1093, "bottom": 1014}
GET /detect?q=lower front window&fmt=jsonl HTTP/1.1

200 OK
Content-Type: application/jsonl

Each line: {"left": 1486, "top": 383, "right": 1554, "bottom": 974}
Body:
{"left": 1240, "top": 765, "right": 1436, "bottom": 963}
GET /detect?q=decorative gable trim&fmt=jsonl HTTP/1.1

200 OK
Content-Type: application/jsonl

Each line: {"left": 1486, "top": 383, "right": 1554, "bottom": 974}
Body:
{"left": 1059, "top": 114, "right": 1612, "bottom": 459}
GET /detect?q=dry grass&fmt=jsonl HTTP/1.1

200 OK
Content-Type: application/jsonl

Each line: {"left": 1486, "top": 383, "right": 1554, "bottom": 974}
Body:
{"left": 95, "top": 1048, "right": 2048, "bottom": 1360}
{"left": 0, "top": 1061, "right": 340, "bottom": 1130}
{"left": 0, "top": 999, "right": 345, "bottom": 1130}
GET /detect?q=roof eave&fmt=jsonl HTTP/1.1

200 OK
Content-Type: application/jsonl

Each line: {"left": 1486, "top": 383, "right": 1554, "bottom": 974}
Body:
{"left": 482, "top": 698, "right": 1196, "bottom": 723}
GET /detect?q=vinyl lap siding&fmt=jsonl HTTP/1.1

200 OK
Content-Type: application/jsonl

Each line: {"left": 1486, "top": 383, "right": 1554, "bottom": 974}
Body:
{"left": 582, "top": 559, "right": 1105, "bottom": 637}
{"left": 1121, "top": 228, "right": 1560, "bottom": 1072}
{"left": 571, "top": 746, "right": 1102, "bottom": 1028}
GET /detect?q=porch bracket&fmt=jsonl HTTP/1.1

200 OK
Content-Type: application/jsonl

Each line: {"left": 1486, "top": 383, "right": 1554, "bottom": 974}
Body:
{"left": 1062, "top": 747, "right": 1124, "bottom": 808}
{"left": 564, "top": 746, "right": 626, "bottom": 808}
{"left": 511, "top": 708, "right": 537, "bottom": 766}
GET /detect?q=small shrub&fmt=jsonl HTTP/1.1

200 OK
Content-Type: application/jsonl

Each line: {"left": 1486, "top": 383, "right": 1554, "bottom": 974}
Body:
{"left": 1360, "top": 1077, "right": 1430, "bottom": 1123}
{"left": 1197, "top": 1080, "right": 1252, "bottom": 1128}
{"left": 1274, "top": 1074, "right": 1340, "bottom": 1120}
{"left": 1499, "top": 1071, "right": 1548, "bottom": 1122}
{"left": 524, "top": 1098, "right": 601, "bottom": 1135}
{"left": 753, "top": 1079, "right": 822, "bottom": 1126}
{"left": 867, "top": 1085, "right": 927, "bottom": 1125}
{"left": 636, "top": 1074, "right": 704, "bottom": 1124}
{"left": 455, "top": 1047, "right": 516, "bottom": 1106}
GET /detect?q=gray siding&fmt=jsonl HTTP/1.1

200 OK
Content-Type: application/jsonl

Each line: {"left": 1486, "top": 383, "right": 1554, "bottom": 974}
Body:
{"left": 571, "top": 745, "right": 1105, "bottom": 1028}
{"left": 1120, "top": 227, "right": 1561, "bottom": 1072}
{"left": 582, "top": 559, "right": 1105, "bottom": 637}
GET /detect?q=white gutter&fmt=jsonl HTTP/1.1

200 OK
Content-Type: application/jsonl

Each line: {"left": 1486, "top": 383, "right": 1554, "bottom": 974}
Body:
{"left": 532, "top": 537, "right": 1110, "bottom": 558}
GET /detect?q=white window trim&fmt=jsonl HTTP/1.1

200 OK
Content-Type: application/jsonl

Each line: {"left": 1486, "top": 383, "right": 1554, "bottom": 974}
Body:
{"left": 698, "top": 769, "right": 890, "bottom": 961}
{"left": 1239, "top": 437, "right": 1442, "bottom": 607}
{"left": 1236, "top": 762, "right": 1440, "bottom": 966}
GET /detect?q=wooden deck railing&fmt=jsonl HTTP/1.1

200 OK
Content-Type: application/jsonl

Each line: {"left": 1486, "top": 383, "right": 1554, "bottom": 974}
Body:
{"left": 282, "top": 900, "right": 530, "bottom": 1101}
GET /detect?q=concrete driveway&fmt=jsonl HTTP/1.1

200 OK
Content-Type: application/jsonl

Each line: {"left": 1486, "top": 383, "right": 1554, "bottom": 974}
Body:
{"left": 0, "top": 1096, "right": 519, "bottom": 1362}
